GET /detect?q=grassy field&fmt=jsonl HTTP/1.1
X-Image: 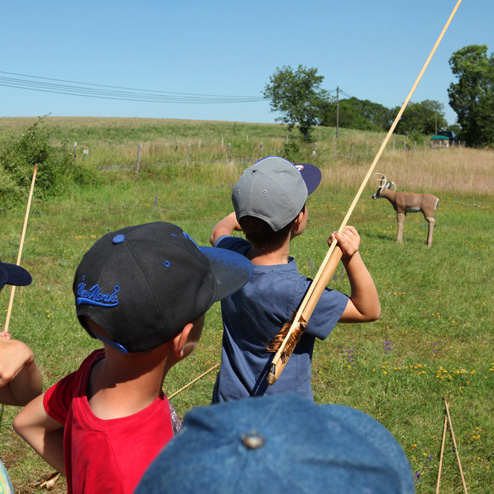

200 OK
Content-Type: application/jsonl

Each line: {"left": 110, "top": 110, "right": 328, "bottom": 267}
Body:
{"left": 1, "top": 117, "right": 493, "bottom": 493}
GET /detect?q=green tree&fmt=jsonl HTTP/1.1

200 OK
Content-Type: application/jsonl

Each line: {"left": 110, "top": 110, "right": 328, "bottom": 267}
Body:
{"left": 263, "top": 65, "right": 329, "bottom": 142}
{"left": 448, "top": 44, "right": 494, "bottom": 146}
{"left": 320, "top": 97, "right": 393, "bottom": 131}
{"left": 320, "top": 98, "right": 372, "bottom": 131}
{"left": 394, "top": 100, "right": 447, "bottom": 136}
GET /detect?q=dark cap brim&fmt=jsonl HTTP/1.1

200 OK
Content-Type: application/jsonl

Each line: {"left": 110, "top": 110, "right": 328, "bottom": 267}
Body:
{"left": 295, "top": 163, "right": 322, "bottom": 195}
{"left": 199, "top": 247, "right": 253, "bottom": 301}
{"left": 0, "top": 261, "right": 32, "bottom": 290}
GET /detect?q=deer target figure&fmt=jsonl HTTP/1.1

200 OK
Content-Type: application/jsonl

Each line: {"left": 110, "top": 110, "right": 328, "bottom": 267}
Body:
{"left": 372, "top": 174, "right": 439, "bottom": 247}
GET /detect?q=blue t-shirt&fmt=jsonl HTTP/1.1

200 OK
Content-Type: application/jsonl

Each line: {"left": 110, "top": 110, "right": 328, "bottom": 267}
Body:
{"left": 212, "top": 236, "right": 349, "bottom": 403}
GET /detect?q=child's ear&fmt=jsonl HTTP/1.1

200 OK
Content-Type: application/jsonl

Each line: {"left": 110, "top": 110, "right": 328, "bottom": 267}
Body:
{"left": 292, "top": 209, "right": 306, "bottom": 235}
{"left": 171, "top": 323, "right": 194, "bottom": 358}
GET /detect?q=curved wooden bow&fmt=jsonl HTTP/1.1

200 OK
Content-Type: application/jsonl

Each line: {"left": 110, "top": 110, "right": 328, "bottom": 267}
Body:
{"left": 266, "top": 0, "right": 463, "bottom": 385}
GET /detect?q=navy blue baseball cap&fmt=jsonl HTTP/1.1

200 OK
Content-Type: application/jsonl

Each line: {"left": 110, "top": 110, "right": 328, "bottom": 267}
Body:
{"left": 74, "top": 222, "right": 253, "bottom": 353}
{"left": 136, "top": 393, "right": 414, "bottom": 494}
{"left": 0, "top": 259, "right": 32, "bottom": 291}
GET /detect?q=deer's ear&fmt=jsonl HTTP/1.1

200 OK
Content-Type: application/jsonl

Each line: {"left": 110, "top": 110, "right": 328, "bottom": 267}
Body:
{"left": 386, "top": 182, "right": 391, "bottom": 189}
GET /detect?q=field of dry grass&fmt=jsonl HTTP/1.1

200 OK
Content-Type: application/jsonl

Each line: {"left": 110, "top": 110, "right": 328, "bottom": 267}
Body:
{"left": 323, "top": 146, "right": 494, "bottom": 196}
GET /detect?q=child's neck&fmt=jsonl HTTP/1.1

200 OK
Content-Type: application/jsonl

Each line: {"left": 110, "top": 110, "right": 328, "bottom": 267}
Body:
{"left": 247, "top": 238, "right": 291, "bottom": 265}
{"left": 87, "top": 345, "right": 171, "bottom": 420}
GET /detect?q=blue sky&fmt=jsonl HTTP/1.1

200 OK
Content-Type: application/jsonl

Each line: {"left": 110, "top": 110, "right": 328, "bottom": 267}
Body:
{"left": 1, "top": 0, "right": 491, "bottom": 126}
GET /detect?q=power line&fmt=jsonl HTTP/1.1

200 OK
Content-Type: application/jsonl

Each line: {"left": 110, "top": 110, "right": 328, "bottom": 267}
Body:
{"left": 0, "top": 71, "right": 266, "bottom": 104}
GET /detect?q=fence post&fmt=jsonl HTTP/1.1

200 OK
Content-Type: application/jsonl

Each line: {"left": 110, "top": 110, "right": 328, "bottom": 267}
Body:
{"left": 135, "top": 142, "right": 142, "bottom": 175}
{"left": 227, "top": 143, "right": 231, "bottom": 160}
{"left": 366, "top": 142, "right": 369, "bottom": 154}
{"left": 73, "top": 142, "right": 77, "bottom": 162}
{"left": 259, "top": 143, "right": 264, "bottom": 159}
{"left": 186, "top": 143, "right": 191, "bottom": 165}
{"left": 351, "top": 142, "right": 354, "bottom": 156}
{"left": 312, "top": 142, "right": 317, "bottom": 158}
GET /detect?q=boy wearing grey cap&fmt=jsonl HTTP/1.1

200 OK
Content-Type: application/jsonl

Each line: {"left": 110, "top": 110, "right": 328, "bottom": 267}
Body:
{"left": 14, "top": 222, "right": 252, "bottom": 494}
{"left": 210, "top": 156, "right": 380, "bottom": 403}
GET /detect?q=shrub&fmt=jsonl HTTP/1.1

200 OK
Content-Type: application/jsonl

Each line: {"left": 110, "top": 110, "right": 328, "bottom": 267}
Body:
{"left": 0, "top": 163, "right": 23, "bottom": 212}
{"left": 0, "top": 117, "right": 98, "bottom": 209}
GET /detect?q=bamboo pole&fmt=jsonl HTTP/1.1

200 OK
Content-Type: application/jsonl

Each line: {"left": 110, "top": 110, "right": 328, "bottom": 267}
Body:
{"left": 3, "top": 164, "right": 38, "bottom": 335}
{"left": 168, "top": 363, "right": 220, "bottom": 399}
{"left": 444, "top": 398, "right": 468, "bottom": 494}
{"left": 267, "top": 0, "right": 464, "bottom": 385}
{"left": 436, "top": 415, "right": 448, "bottom": 493}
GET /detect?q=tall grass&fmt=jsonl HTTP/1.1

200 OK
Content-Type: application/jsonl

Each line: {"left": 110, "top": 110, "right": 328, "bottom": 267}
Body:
{"left": 0, "top": 117, "right": 492, "bottom": 493}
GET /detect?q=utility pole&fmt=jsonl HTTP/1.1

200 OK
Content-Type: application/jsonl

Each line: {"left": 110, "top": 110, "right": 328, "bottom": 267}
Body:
{"left": 336, "top": 86, "right": 340, "bottom": 139}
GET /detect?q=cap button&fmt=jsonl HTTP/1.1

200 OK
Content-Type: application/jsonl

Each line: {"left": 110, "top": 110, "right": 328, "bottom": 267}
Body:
{"left": 112, "top": 234, "right": 126, "bottom": 245}
{"left": 241, "top": 430, "right": 265, "bottom": 449}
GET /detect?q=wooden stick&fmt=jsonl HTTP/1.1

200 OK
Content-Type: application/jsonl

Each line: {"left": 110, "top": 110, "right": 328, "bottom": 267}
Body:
{"left": 3, "top": 164, "right": 38, "bottom": 335}
{"left": 168, "top": 363, "right": 220, "bottom": 399}
{"left": 436, "top": 415, "right": 448, "bottom": 494}
{"left": 267, "top": 0, "right": 464, "bottom": 385}
{"left": 444, "top": 398, "right": 468, "bottom": 494}
{"left": 38, "top": 472, "right": 61, "bottom": 490}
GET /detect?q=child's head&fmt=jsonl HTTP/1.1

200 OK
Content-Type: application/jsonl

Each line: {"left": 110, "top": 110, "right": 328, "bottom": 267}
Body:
{"left": 0, "top": 259, "right": 32, "bottom": 292}
{"left": 232, "top": 156, "right": 321, "bottom": 249}
{"left": 136, "top": 393, "right": 414, "bottom": 494}
{"left": 73, "top": 222, "right": 252, "bottom": 354}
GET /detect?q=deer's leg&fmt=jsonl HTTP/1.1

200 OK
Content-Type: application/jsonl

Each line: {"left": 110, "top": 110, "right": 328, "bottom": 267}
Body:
{"left": 396, "top": 213, "right": 405, "bottom": 243}
{"left": 426, "top": 217, "right": 435, "bottom": 247}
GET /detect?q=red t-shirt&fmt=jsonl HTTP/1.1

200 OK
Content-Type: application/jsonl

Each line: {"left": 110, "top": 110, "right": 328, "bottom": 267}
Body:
{"left": 44, "top": 349, "right": 174, "bottom": 494}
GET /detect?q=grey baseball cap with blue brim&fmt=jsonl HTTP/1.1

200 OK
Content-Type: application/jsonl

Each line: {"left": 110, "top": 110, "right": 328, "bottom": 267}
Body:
{"left": 232, "top": 156, "right": 322, "bottom": 232}
{"left": 136, "top": 393, "right": 415, "bottom": 494}
{"left": 0, "top": 259, "right": 32, "bottom": 291}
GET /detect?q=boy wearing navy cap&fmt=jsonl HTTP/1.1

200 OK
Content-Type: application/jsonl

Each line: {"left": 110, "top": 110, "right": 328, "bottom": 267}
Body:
{"left": 0, "top": 259, "right": 42, "bottom": 407}
{"left": 14, "top": 222, "right": 252, "bottom": 494}
{"left": 1, "top": 259, "right": 41, "bottom": 494}
{"left": 210, "top": 156, "right": 380, "bottom": 402}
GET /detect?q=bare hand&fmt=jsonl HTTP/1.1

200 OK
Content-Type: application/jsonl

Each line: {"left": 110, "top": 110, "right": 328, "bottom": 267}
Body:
{"left": 328, "top": 226, "right": 360, "bottom": 260}
{"left": 0, "top": 338, "right": 35, "bottom": 388}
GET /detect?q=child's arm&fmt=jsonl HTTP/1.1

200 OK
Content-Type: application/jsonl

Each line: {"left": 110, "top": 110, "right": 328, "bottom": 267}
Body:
{"left": 330, "top": 226, "right": 381, "bottom": 323}
{"left": 0, "top": 336, "right": 42, "bottom": 406}
{"left": 13, "top": 393, "right": 66, "bottom": 476}
{"left": 210, "top": 212, "right": 242, "bottom": 246}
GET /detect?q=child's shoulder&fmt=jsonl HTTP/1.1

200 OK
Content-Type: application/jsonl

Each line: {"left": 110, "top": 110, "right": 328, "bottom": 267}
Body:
{"left": 215, "top": 235, "right": 251, "bottom": 255}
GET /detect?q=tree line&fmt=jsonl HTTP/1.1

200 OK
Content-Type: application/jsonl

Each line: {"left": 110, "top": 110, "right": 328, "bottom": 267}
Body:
{"left": 263, "top": 44, "right": 493, "bottom": 147}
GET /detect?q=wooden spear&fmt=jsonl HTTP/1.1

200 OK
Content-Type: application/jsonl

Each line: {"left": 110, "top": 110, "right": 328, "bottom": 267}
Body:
{"left": 267, "top": 0, "right": 464, "bottom": 385}
{"left": 168, "top": 363, "right": 220, "bottom": 399}
{"left": 444, "top": 398, "right": 468, "bottom": 494}
{"left": 436, "top": 415, "right": 448, "bottom": 493}
{"left": 3, "top": 163, "right": 38, "bottom": 335}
